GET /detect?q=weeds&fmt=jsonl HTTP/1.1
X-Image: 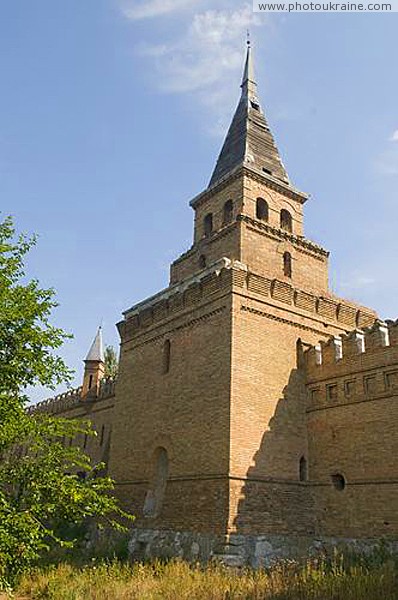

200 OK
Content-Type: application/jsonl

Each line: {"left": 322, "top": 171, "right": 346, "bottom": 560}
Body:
{"left": 14, "top": 553, "right": 398, "bottom": 600}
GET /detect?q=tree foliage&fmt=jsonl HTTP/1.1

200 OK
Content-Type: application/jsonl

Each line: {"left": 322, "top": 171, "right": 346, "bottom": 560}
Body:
{"left": 104, "top": 346, "right": 118, "bottom": 379}
{"left": 0, "top": 217, "right": 132, "bottom": 589}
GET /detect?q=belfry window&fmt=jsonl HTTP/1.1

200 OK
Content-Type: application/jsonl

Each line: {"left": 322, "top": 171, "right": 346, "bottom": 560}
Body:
{"left": 223, "top": 200, "right": 233, "bottom": 225}
{"left": 204, "top": 213, "right": 213, "bottom": 237}
{"left": 280, "top": 209, "right": 293, "bottom": 233}
{"left": 283, "top": 252, "right": 292, "bottom": 278}
{"left": 199, "top": 254, "right": 206, "bottom": 269}
{"left": 256, "top": 198, "right": 269, "bottom": 221}
{"left": 162, "top": 339, "right": 171, "bottom": 374}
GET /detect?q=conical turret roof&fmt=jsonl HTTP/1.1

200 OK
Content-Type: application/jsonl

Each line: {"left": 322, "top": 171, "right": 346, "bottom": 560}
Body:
{"left": 85, "top": 326, "right": 104, "bottom": 362}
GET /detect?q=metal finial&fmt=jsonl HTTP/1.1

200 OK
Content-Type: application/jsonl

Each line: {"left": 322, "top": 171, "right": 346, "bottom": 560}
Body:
{"left": 247, "top": 30, "right": 251, "bottom": 48}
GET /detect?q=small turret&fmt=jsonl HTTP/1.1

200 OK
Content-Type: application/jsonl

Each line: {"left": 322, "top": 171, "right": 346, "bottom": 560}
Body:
{"left": 82, "top": 327, "right": 105, "bottom": 398}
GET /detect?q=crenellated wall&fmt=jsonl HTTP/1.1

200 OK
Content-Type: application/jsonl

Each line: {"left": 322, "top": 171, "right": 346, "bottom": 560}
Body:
{"left": 28, "top": 378, "right": 116, "bottom": 472}
{"left": 306, "top": 320, "right": 398, "bottom": 406}
{"left": 305, "top": 320, "right": 398, "bottom": 538}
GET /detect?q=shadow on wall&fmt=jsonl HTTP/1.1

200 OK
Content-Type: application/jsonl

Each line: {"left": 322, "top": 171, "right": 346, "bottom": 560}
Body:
{"left": 98, "top": 426, "right": 112, "bottom": 477}
{"left": 233, "top": 340, "right": 315, "bottom": 538}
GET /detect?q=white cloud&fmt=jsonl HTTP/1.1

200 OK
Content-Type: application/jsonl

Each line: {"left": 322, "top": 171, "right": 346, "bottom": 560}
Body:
{"left": 122, "top": 0, "right": 202, "bottom": 20}
{"left": 390, "top": 130, "right": 398, "bottom": 142}
{"left": 134, "top": 5, "right": 265, "bottom": 135}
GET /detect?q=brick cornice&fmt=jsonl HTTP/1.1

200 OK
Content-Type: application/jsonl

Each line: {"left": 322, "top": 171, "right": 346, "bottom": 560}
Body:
{"left": 240, "top": 304, "right": 333, "bottom": 336}
{"left": 127, "top": 305, "right": 227, "bottom": 349}
{"left": 239, "top": 214, "right": 329, "bottom": 259}
{"left": 189, "top": 165, "right": 308, "bottom": 210}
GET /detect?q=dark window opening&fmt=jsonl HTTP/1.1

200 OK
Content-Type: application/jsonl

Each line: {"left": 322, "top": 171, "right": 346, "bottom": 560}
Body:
{"left": 223, "top": 199, "right": 233, "bottom": 225}
{"left": 283, "top": 252, "right": 292, "bottom": 278}
{"left": 204, "top": 213, "right": 213, "bottom": 237}
{"left": 262, "top": 167, "right": 272, "bottom": 175}
{"left": 344, "top": 380, "right": 355, "bottom": 397}
{"left": 327, "top": 384, "right": 338, "bottom": 402}
{"left": 88, "top": 374, "right": 93, "bottom": 389}
{"left": 331, "top": 473, "right": 346, "bottom": 491}
{"left": 256, "top": 198, "right": 269, "bottom": 221}
{"left": 251, "top": 100, "right": 260, "bottom": 111}
{"left": 100, "top": 425, "right": 105, "bottom": 446}
{"left": 280, "top": 209, "right": 293, "bottom": 233}
{"left": 299, "top": 456, "right": 308, "bottom": 482}
{"left": 199, "top": 254, "right": 206, "bottom": 269}
{"left": 163, "top": 339, "right": 171, "bottom": 374}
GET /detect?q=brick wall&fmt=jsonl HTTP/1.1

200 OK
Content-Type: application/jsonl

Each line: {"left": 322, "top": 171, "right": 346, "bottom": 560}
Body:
{"left": 306, "top": 321, "right": 398, "bottom": 537}
{"left": 109, "top": 274, "right": 233, "bottom": 529}
{"left": 30, "top": 384, "right": 115, "bottom": 472}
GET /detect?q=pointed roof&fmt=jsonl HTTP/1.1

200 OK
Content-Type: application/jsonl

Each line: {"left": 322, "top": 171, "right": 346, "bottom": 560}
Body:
{"left": 85, "top": 327, "right": 104, "bottom": 362}
{"left": 209, "top": 42, "right": 290, "bottom": 188}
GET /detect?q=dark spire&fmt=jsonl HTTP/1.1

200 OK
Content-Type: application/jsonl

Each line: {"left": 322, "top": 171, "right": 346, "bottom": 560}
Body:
{"left": 208, "top": 42, "right": 290, "bottom": 188}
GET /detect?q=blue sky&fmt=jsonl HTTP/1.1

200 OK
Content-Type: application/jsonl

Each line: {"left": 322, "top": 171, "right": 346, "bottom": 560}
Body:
{"left": 1, "top": 2, "right": 397, "bottom": 402}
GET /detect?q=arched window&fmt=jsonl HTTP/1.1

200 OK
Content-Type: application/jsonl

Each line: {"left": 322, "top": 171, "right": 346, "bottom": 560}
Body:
{"left": 283, "top": 252, "right": 292, "bottom": 278}
{"left": 162, "top": 339, "right": 171, "bottom": 374}
{"left": 204, "top": 213, "right": 213, "bottom": 237}
{"left": 143, "top": 447, "right": 169, "bottom": 517}
{"left": 331, "top": 473, "right": 346, "bottom": 491}
{"left": 223, "top": 200, "right": 233, "bottom": 225}
{"left": 280, "top": 209, "right": 293, "bottom": 232}
{"left": 299, "top": 456, "right": 308, "bottom": 482}
{"left": 256, "top": 198, "right": 269, "bottom": 221}
{"left": 199, "top": 254, "right": 206, "bottom": 269}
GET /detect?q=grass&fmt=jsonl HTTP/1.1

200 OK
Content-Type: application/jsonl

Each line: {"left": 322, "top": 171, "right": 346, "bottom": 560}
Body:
{"left": 9, "top": 554, "right": 398, "bottom": 600}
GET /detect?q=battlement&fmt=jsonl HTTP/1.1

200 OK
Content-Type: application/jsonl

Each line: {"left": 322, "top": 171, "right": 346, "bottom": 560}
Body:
{"left": 119, "top": 258, "right": 376, "bottom": 341}
{"left": 27, "top": 377, "right": 116, "bottom": 416}
{"left": 305, "top": 320, "right": 398, "bottom": 375}
{"left": 305, "top": 321, "right": 398, "bottom": 411}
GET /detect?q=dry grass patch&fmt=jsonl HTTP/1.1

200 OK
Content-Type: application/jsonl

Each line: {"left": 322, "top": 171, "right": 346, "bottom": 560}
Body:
{"left": 13, "top": 557, "right": 398, "bottom": 600}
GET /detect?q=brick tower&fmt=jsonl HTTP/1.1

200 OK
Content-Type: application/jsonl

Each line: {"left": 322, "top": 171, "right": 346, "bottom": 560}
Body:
{"left": 109, "top": 43, "right": 376, "bottom": 564}
{"left": 82, "top": 326, "right": 105, "bottom": 398}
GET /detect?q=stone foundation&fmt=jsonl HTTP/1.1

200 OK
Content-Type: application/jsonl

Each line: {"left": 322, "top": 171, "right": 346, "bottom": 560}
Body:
{"left": 128, "top": 528, "right": 398, "bottom": 568}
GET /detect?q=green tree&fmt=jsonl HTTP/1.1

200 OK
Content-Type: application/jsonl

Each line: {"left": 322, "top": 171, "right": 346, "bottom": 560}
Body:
{"left": 0, "top": 217, "right": 132, "bottom": 590}
{"left": 104, "top": 345, "right": 118, "bottom": 379}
